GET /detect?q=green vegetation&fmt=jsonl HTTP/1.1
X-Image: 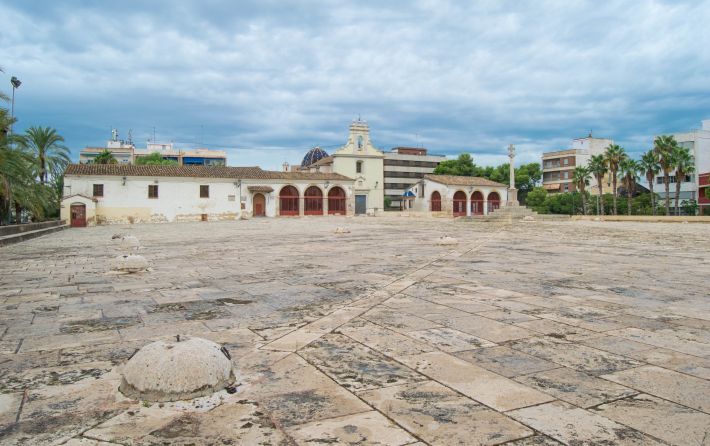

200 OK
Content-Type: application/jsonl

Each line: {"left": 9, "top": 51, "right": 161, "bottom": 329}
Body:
{"left": 384, "top": 196, "right": 392, "bottom": 208}
{"left": 433, "top": 153, "right": 541, "bottom": 204}
{"left": 92, "top": 149, "right": 117, "bottom": 164}
{"left": 1, "top": 72, "right": 68, "bottom": 224}
{"left": 135, "top": 152, "right": 179, "bottom": 166}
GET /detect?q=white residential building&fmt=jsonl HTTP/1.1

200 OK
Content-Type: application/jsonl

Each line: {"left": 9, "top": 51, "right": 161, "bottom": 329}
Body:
{"left": 384, "top": 147, "right": 446, "bottom": 210}
{"left": 653, "top": 119, "right": 710, "bottom": 213}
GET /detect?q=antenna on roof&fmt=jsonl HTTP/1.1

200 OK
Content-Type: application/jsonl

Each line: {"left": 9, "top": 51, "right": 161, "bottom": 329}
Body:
{"left": 127, "top": 129, "right": 133, "bottom": 145}
{"left": 589, "top": 129, "right": 593, "bottom": 137}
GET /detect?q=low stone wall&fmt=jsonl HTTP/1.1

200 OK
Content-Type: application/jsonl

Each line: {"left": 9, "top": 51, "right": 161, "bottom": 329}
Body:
{"left": 0, "top": 220, "right": 64, "bottom": 236}
{"left": 572, "top": 215, "right": 710, "bottom": 223}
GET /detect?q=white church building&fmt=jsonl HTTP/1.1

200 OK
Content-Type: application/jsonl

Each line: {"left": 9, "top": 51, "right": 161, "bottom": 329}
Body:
{"left": 61, "top": 165, "right": 355, "bottom": 227}
{"left": 404, "top": 174, "right": 509, "bottom": 217}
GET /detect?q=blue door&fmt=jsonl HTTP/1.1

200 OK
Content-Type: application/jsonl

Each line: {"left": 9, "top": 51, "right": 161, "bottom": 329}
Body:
{"left": 355, "top": 195, "right": 367, "bottom": 215}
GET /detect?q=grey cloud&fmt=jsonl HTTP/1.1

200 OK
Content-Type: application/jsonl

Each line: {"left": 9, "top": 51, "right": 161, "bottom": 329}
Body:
{"left": 1, "top": 0, "right": 708, "bottom": 169}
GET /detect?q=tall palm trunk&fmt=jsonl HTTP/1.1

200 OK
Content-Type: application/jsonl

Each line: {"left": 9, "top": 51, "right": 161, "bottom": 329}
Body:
{"left": 597, "top": 177, "right": 604, "bottom": 215}
{"left": 40, "top": 154, "right": 46, "bottom": 185}
{"left": 612, "top": 172, "right": 618, "bottom": 215}
{"left": 663, "top": 173, "right": 671, "bottom": 216}
{"left": 627, "top": 190, "right": 632, "bottom": 215}
{"left": 675, "top": 176, "right": 682, "bottom": 216}
{"left": 647, "top": 178, "right": 655, "bottom": 215}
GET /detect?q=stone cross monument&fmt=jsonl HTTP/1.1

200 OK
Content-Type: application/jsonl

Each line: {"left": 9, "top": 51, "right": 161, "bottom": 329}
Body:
{"left": 507, "top": 144, "right": 519, "bottom": 206}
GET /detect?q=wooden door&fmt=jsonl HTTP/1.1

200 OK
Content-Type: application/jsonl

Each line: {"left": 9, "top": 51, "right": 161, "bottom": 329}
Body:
{"left": 253, "top": 193, "right": 266, "bottom": 217}
{"left": 355, "top": 195, "right": 367, "bottom": 215}
{"left": 70, "top": 204, "right": 86, "bottom": 227}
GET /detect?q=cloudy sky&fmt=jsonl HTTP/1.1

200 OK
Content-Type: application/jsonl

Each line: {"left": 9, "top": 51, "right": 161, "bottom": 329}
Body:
{"left": 2, "top": 0, "right": 709, "bottom": 169}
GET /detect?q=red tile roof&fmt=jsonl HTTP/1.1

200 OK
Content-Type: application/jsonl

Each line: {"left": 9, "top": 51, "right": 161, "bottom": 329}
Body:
{"left": 64, "top": 164, "right": 353, "bottom": 181}
{"left": 424, "top": 174, "right": 507, "bottom": 188}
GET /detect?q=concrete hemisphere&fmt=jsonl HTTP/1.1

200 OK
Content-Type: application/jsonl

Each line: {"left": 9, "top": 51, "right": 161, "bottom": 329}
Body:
{"left": 119, "top": 336, "right": 235, "bottom": 402}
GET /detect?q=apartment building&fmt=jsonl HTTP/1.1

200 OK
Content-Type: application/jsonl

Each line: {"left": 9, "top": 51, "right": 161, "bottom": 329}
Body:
{"left": 79, "top": 130, "right": 227, "bottom": 166}
{"left": 652, "top": 119, "right": 710, "bottom": 214}
{"left": 384, "top": 147, "right": 446, "bottom": 209}
{"left": 542, "top": 135, "right": 613, "bottom": 194}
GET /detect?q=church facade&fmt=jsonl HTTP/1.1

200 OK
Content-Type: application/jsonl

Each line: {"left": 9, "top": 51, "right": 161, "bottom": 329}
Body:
{"left": 303, "top": 120, "right": 385, "bottom": 215}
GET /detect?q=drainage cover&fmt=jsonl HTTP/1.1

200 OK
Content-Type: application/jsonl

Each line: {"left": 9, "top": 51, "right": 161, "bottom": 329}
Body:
{"left": 119, "top": 336, "right": 234, "bottom": 402}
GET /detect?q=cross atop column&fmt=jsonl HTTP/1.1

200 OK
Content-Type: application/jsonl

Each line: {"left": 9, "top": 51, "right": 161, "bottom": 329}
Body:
{"left": 507, "top": 144, "right": 519, "bottom": 206}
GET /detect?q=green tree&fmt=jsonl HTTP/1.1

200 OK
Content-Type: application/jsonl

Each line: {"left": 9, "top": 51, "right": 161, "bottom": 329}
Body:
{"left": 526, "top": 186, "right": 548, "bottom": 213}
{"left": 433, "top": 153, "right": 482, "bottom": 176}
{"left": 587, "top": 154, "right": 608, "bottom": 216}
{"left": 18, "top": 126, "right": 70, "bottom": 185}
{"left": 654, "top": 135, "right": 678, "bottom": 216}
{"left": 514, "top": 162, "right": 542, "bottom": 204}
{"left": 619, "top": 158, "right": 639, "bottom": 216}
{"left": 671, "top": 145, "right": 694, "bottom": 216}
{"left": 135, "top": 152, "right": 179, "bottom": 166}
{"left": 93, "top": 149, "right": 117, "bottom": 164}
{"left": 639, "top": 150, "right": 660, "bottom": 215}
{"left": 603, "top": 144, "right": 628, "bottom": 215}
{"left": 572, "top": 166, "right": 590, "bottom": 215}
{"left": 680, "top": 199, "right": 698, "bottom": 216}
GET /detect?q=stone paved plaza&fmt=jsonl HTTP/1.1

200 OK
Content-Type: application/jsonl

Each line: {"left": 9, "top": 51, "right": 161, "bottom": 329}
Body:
{"left": 0, "top": 217, "right": 709, "bottom": 445}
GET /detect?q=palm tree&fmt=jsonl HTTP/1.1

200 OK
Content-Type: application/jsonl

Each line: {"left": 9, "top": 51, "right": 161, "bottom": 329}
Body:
{"left": 619, "top": 158, "right": 639, "bottom": 215}
{"left": 587, "top": 154, "right": 607, "bottom": 215}
{"left": 654, "top": 135, "right": 678, "bottom": 216}
{"left": 672, "top": 145, "right": 695, "bottom": 216}
{"left": 18, "top": 126, "right": 70, "bottom": 185}
{"left": 572, "top": 166, "right": 590, "bottom": 215}
{"left": 603, "top": 144, "right": 627, "bottom": 215}
{"left": 639, "top": 150, "right": 660, "bottom": 215}
{"left": 93, "top": 149, "right": 117, "bottom": 164}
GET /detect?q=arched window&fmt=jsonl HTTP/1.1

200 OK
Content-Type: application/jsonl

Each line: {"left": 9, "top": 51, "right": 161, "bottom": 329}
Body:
{"left": 430, "top": 191, "right": 442, "bottom": 212}
{"left": 488, "top": 191, "right": 501, "bottom": 213}
{"left": 453, "top": 191, "right": 467, "bottom": 217}
{"left": 471, "top": 191, "right": 484, "bottom": 215}
{"left": 279, "top": 186, "right": 299, "bottom": 216}
{"left": 304, "top": 186, "right": 324, "bottom": 215}
{"left": 328, "top": 187, "right": 346, "bottom": 215}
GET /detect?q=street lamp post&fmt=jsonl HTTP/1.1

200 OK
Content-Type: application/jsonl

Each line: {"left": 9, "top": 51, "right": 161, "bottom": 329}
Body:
{"left": 10, "top": 76, "right": 21, "bottom": 134}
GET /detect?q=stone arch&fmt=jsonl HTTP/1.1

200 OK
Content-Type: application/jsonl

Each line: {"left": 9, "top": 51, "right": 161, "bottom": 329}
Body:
{"left": 488, "top": 191, "right": 501, "bottom": 213}
{"left": 279, "top": 185, "right": 299, "bottom": 216}
{"left": 304, "top": 185, "right": 324, "bottom": 215}
{"left": 453, "top": 191, "right": 467, "bottom": 217}
{"left": 328, "top": 186, "right": 346, "bottom": 215}
{"left": 471, "top": 191, "right": 484, "bottom": 216}
{"left": 430, "top": 191, "right": 442, "bottom": 212}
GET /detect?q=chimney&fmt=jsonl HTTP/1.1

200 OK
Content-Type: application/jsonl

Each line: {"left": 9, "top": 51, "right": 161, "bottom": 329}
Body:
{"left": 282, "top": 162, "right": 290, "bottom": 172}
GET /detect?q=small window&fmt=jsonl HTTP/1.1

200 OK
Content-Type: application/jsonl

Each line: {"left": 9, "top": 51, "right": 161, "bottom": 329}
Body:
{"left": 228, "top": 195, "right": 236, "bottom": 202}
{"left": 563, "top": 158, "right": 569, "bottom": 165}
{"left": 563, "top": 183, "right": 569, "bottom": 192}
{"left": 148, "top": 185, "right": 159, "bottom": 199}
{"left": 200, "top": 185, "right": 209, "bottom": 198}
{"left": 356, "top": 161, "right": 363, "bottom": 173}
{"left": 93, "top": 184, "right": 104, "bottom": 197}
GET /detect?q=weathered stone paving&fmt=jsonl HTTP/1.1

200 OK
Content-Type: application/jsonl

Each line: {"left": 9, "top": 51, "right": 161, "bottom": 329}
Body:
{"left": 0, "top": 217, "right": 708, "bottom": 445}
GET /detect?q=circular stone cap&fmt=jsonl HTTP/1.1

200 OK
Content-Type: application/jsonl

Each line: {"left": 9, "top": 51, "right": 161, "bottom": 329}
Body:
{"left": 119, "top": 336, "right": 234, "bottom": 402}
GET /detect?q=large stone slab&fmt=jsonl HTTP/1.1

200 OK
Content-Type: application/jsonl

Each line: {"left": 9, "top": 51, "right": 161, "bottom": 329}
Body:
{"left": 601, "top": 365, "right": 710, "bottom": 412}
{"left": 299, "top": 333, "right": 426, "bottom": 391}
{"left": 592, "top": 394, "right": 710, "bottom": 446}
{"left": 514, "top": 367, "right": 638, "bottom": 408}
{"left": 454, "top": 346, "right": 560, "bottom": 378}
{"left": 286, "top": 410, "right": 416, "bottom": 445}
{"left": 359, "top": 380, "right": 533, "bottom": 445}
{"left": 508, "top": 401, "right": 664, "bottom": 445}
{"left": 397, "top": 351, "right": 555, "bottom": 411}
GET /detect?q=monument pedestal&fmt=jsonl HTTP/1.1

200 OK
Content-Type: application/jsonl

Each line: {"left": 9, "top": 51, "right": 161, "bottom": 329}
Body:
{"left": 507, "top": 188, "right": 519, "bottom": 207}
